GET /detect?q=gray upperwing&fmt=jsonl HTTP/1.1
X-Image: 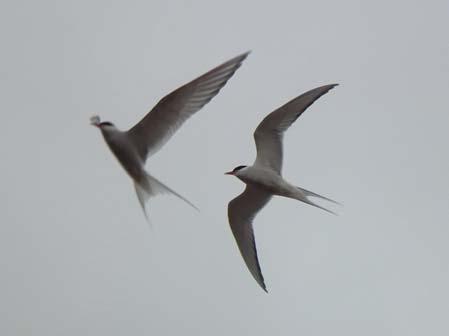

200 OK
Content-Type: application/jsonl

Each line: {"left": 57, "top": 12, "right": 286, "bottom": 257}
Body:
{"left": 253, "top": 84, "right": 338, "bottom": 173}
{"left": 127, "top": 52, "right": 250, "bottom": 161}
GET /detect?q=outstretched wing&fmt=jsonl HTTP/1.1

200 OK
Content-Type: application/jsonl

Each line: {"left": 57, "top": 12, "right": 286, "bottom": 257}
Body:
{"left": 128, "top": 52, "right": 250, "bottom": 161}
{"left": 253, "top": 84, "right": 338, "bottom": 173}
{"left": 228, "top": 185, "right": 272, "bottom": 292}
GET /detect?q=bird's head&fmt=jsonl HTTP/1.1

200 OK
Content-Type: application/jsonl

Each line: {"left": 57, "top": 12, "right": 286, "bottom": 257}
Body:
{"left": 90, "top": 115, "right": 116, "bottom": 131}
{"left": 225, "top": 165, "right": 248, "bottom": 177}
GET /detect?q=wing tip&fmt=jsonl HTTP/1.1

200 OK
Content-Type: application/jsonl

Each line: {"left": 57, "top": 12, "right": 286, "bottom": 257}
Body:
{"left": 223, "top": 50, "right": 251, "bottom": 67}
{"left": 256, "top": 268, "right": 268, "bottom": 293}
{"left": 240, "top": 50, "right": 252, "bottom": 59}
{"left": 324, "top": 83, "right": 339, "bottom": 92}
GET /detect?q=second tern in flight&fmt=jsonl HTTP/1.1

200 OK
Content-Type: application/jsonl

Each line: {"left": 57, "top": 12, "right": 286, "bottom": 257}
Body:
{"left": 226, "top": 84, "right": 339, "bottom": 292}
{"left": 91, "top": 52, "right": 249, "bottom": 221}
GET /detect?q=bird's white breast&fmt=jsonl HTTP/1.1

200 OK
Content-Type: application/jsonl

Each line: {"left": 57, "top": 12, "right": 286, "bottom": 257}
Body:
{"left": 237, "top": 166, "right": 290, "bottom": 195}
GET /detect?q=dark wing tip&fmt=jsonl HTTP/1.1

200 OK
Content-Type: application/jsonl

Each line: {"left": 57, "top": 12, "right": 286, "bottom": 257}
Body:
{"left": 260, "top": 279, "right": 268, "bottom": 293}
{"left": 233, "top": 50, "right": 251, "bottom": 61}
{"left": 313, "top": 83, "right": 339, "bottom": 94}
{"left": 316, "top": 83, "right": 339, "bottom": 99}
{"left": 321, "top": 83, "right": 339, "bottom": 92}
{"left": 253, "top": 250, "right": 268, "bottom": 293}
{"left": 219, "top": 50, "right": 251, "bottom": 69}
{"left": 248, "top": 232, "right": 267, "bottom": 292}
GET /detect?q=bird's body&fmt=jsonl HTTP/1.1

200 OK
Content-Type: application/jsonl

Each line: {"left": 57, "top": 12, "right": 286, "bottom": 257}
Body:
{"left": 99, "top": 125, "right": 145, "bottom": 181}
{"left": 92, "top": 52, "right": 249, "bottom": 221}
{"left": 226, "top": 84, "right": 339, "bottom": 292}
{"left": 234, "top": 166, "right": 294, "bottom": 197}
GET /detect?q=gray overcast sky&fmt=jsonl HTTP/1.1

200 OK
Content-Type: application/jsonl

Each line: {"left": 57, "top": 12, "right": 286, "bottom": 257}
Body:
{"left": 1, "top": 0, "right": 448, "bottom": 335}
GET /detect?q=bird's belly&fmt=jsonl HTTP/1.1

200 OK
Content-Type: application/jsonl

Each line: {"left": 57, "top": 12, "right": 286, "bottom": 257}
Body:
{"left": 107, "top": 141, "right": 144, "bottom": 181}
{"left": 245, "top": 172, "right": 287, "bottom": 195}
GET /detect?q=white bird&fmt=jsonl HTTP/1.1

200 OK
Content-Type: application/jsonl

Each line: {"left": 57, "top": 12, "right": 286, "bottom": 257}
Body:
{"left": 225, "top": 84, "right": 339, "bottom": 292}
{"left": 91, "top": 52, "right": 249, "bottom": 221}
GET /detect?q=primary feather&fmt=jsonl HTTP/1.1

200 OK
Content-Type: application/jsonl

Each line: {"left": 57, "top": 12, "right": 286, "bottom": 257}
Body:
{"left": 128, "top": 52, "right": 250, "bottom": 161}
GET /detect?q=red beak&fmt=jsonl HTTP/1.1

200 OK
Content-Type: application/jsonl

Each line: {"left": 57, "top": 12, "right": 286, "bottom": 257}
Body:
{"left": 224, "top": 171, "right": 234, "bottom": 175}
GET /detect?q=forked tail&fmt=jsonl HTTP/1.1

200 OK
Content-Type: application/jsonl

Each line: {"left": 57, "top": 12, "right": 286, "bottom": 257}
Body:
{"left": 295, "top": 186, "right": 341, "bottom": 215}
{"left": 134, "top": 173, "right": 199, "bottom": 223}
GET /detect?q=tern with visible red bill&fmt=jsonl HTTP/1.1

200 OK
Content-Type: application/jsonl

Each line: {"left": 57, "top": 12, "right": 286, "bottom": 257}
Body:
{"left": 225, "top": 84, "right": 340, "bottom": 292}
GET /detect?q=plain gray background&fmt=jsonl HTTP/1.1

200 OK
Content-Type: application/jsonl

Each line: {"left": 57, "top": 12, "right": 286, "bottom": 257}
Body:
{"left": 1, "top": 0, "right": 448, "bottom": 335}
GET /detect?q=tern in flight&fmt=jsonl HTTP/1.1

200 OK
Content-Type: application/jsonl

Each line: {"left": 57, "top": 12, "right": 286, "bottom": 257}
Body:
{"left": 225, "top": 84, "right": 339, "bottom": 292}
{"left": 91, "top": 52, "right": 249, "bottom": 220}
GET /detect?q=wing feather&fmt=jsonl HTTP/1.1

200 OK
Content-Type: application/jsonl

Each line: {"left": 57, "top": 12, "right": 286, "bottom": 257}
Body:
{"left": 127, "top": 52, "right": 250, "bottom": 160}
{"left": 228, "top": 185, "right": 272, "bottom": 292}
{"left": 253, "top": 84, "right": 338, "bottom": 173}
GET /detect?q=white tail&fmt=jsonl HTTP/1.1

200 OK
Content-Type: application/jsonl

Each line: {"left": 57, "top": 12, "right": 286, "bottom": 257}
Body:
{"left": 295, "top": 186, "right": 340, "bottom": 215}
{"left": 134, "top": 172, "right": 199, "bottom": 224}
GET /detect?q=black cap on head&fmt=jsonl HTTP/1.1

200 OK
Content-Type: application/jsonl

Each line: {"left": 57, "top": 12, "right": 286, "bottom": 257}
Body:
{"left": 99, "top": 121, "right": 114, "bottom": 127}
{"left": 232, "top": 165, "right": 247, "bottom": 173}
